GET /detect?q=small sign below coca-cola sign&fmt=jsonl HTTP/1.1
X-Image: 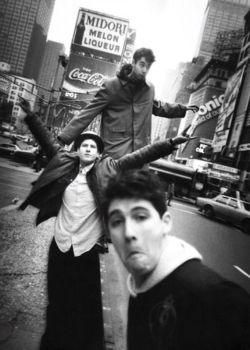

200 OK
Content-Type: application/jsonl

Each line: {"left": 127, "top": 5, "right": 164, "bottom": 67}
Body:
{"left": 62, "top": 53, "right": 118, "bottom": 98}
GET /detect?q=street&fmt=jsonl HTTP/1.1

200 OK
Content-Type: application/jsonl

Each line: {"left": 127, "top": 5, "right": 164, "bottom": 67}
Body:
{"left": 0, "top": 157, "right": 38, "bottom": 209}
{"left": 169, "top": 202, "right": 250, "bottom": 293}
{"left": 0, "top": 158, "right": 250, "bottom": 349}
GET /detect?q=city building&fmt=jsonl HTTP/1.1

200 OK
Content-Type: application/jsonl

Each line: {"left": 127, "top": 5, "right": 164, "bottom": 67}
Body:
{"left": 196, "top": 0, "right": 250, "bottom": 64}
{"left": 217, "top": 8, "right": 250, "bottom": 194}
{"left": 7, "top": 75, "right": 37, "bottom": 132}
{"left": 177, "top": 56, "right": 237, "bottom": 161}
{"left": 165, "top": 58, "right": 205, "bottom": 140}
{"left": 37, "top": 40, "right": 66, "bottom": 104}
{"left": 0, "top": 0, "right": 56, "bottom": 80}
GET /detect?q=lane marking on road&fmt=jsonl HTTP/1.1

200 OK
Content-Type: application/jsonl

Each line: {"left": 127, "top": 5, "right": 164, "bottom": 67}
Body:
{"left": 173, "top": 201, "right": 194, "bottom": 207}
{"left": 234, "top": 265, "right": 250, "bottom": 279}
{"left": 170, "top": 207, "right": 197, "bottom": 215}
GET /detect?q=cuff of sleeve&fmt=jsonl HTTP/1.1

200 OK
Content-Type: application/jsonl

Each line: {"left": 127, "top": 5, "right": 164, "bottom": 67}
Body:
{"left": 169, "top": 138, "right": 175, "bottom": 146}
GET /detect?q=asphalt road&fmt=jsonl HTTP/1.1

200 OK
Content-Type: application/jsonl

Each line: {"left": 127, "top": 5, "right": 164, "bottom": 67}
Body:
{"left": 0, "top": 157, "right": 38, "bottom": 208}
{"left": 169, "top": 201, "right": 250, "bottom": 293}
{"left": 1, "top": 157, "right": 249, "bottom": 294}
{"left": 0, "top": 157, "right": 250, "bottom": 350}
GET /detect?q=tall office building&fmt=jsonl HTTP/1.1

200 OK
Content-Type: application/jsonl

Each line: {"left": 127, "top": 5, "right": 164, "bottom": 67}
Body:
{"left": 0, "top": 0, "right": 56, "bottom": 80}
{"left": 196, "top": 0, "right": 250, "bottom": 64}
{"left": 37, "top": 40, "right": 65, "bottom": 102}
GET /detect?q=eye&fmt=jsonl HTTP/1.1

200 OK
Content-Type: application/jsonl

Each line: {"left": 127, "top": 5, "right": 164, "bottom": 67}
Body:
{"left": 109, "top": 217, "right": 124, "bottom": 228}
{"left": 134, "top": 213, "right": 148, "bottom": 222}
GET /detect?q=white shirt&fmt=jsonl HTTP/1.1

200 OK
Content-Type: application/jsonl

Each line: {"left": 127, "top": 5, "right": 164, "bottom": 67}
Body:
{"left": 54, "top": 164, "right": 102, "bottom": 257}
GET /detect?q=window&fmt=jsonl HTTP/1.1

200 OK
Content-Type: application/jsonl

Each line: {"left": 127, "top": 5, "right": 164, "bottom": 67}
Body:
{"left": 216, "top": 196, "right": 228, "bottom": 204}
{"left": 228, "top": 199, "right": 239, "bottom": 208}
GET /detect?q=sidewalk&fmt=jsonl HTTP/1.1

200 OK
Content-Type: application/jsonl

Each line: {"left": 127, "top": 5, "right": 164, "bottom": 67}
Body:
{"left": 0, "top": 203, "right": 126, "bottom": 350}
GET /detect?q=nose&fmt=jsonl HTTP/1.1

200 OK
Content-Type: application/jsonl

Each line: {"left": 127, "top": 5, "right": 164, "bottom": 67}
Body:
{"left": 124, "top": 219, "right": 136, "bottom": 241}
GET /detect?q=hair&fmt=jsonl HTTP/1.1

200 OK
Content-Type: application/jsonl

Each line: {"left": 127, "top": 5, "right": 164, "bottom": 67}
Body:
{"left": 133, "top": 48, "right": 156, "bottom": 65}
{"left": 103, "top": 169, "right": 167, "bottom": 222}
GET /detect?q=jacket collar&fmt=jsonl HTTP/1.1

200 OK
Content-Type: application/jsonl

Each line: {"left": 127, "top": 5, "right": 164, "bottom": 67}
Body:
{"left": 119, "top": 77, "right": 151, "bottom": 88}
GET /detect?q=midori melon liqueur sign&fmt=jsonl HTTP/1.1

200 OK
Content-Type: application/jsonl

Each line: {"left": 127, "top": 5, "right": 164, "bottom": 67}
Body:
{"left": 72, "top": 8, "right": 129, "bottom": 59}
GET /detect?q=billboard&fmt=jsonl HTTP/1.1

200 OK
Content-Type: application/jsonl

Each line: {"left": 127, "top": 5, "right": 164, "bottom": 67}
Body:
{"left": 179, "top": 92, "right": 224, "bottom": 158}
{"left": 62, "top": 53, "right": 118, "bottom": 99}
{"left": 212, "top": 68, "right": 245, "bottom": 153}
{"left": 71, "top": 8, "right": 129, "bottom": 61}
{"left": 187, "top": 94, "right": 225, "bottom": 137}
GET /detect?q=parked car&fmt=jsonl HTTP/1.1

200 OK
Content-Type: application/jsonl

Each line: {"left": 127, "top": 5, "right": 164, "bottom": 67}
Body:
{"left": 0, "top": 143, "right": 19, "bottom": 157}
{"left": 0, "top": 142, "right": 37, "bottom": 164}
{"left": 196, "top": 194, "right": 250, "bottom": 234}
{"left": 14, "top": 146, "right": 37, "bottom": 163}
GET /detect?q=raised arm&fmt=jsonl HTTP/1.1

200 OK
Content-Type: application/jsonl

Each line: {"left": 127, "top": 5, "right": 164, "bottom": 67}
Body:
{"left": 19, "top": 98, "right": 59, "bottom": 161}
{"left": 58, "top": 82, "right": 111, "bottom": 145}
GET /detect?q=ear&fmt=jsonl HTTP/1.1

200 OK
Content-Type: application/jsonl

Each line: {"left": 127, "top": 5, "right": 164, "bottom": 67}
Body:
{"left": 161, "top": 211, "right": 172, "bottom": 236}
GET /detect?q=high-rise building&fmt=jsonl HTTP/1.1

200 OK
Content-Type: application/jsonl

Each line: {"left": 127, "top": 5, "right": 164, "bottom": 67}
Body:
{"left": 0, "top": 0, "right": 56, "bottom": 80}
{"left": 37, "top": 40, "right": 65, "bottom": 103}
{"left": 196, "top": 0, "right": 250, "bottom": 64}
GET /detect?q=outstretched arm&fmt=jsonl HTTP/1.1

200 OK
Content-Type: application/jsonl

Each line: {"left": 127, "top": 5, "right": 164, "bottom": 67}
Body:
{"left": 153, "top": 100, "right": 199, "bottom": 119}
{"left": 18, "top": 98, "right": 59, "bottom": 161}
{"left": 115, "top": 134, "right": 194, "bottom": 170}
{"left": 58, "top": 82, "right": 111, "bottom": 145}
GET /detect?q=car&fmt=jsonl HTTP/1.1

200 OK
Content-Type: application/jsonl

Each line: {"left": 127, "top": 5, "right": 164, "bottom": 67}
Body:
{"left": 0, "top": 142, "right": 37, "bottom": 164}
{"left": 196, "top": 194, "right": 250, "bottom": 234}
{"left": 0, "top": 143, "right": 19, "bottom": 157}
{"left": 14, "top": 146, "right": 37, "bottom": 163}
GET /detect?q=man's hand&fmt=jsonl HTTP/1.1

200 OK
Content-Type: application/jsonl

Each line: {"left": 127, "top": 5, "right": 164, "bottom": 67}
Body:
{"left": 18, "top": 96, "right": 32, "bottom": 120}
{"left": 186, "top": 105, "right": 199, "bottom": 113}
{"left": 171, "top": 134, "right": 196, "bottom": 146}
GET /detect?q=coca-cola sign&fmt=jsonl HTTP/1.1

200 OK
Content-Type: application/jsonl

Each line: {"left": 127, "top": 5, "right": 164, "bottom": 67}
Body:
{"left": 69, "top": 69, "right": 105, "bottom": 87}
{"left": 62, "top": 53, "right": 118, "bottom": 98}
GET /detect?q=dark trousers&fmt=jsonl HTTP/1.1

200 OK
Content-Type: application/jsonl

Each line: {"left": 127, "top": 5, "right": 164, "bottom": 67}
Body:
{"left": 40, "top": 239, "right": 104, "bottom": 350}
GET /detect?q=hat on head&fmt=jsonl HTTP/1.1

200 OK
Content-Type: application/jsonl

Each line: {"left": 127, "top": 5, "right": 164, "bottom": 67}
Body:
{"left": 73, "top": 131, "right": 104, "bottom": 153}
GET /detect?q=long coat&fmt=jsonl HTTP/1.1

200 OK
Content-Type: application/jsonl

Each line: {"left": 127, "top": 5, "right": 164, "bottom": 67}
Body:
{"left": 59, "top": 75, "right": 186, "bottom": 158}
{"left": 20, "top": 113, "right": 176, "bottom": 227}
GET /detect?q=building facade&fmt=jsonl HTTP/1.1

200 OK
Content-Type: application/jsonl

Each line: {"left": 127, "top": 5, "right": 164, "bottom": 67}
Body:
{"left": 0, "top": 0, "right": 55, "bottom": 80}
{"left": 196, "top": 0, "right": 250, "bottom": 64}
{"left": 37, "top": 40, "right": 65, "bottom": 103}
{"left": 7, "top": 75, "right": 37, "bottom": 131}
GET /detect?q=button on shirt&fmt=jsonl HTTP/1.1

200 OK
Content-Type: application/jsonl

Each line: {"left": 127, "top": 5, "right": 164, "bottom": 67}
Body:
{"left": 54, "top": 164, "right": 102, "bottom": 257}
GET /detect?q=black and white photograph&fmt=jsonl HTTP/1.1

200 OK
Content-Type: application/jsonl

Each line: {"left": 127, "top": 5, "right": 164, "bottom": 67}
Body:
{"left": 0, "top": 0, "right": 250, "bottom": 349}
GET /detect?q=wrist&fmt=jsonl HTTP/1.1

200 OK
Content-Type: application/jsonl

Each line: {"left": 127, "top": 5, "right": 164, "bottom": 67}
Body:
{"left": 169, "top": 138, "right": 175, "bottom": 146}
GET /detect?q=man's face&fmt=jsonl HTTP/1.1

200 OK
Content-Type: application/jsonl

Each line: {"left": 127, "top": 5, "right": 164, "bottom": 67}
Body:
{"left": 77, "top": 139, "right": 100, "bottom": 165}
{"left": 107, "top": 198, "right": 171, "bottom": 281}
{"left": 132, "top": 57, "right": 151, "bottom": 80}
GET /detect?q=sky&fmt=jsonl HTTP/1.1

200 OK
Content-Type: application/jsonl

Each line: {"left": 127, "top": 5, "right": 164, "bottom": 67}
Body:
{"left": 47, "top": 0, "right": 208, "bottom": 97}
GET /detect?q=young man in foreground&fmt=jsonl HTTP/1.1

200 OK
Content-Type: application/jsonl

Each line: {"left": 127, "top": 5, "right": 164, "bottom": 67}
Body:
{"left": 103, "top": 169, "right": 250, "bottom": 350}
{"left": 18, "top": 99, "right": 191, "bottom": 350}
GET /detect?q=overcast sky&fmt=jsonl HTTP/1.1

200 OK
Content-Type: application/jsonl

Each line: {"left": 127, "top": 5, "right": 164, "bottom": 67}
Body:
{"left": 47, "top": 0, "right": 208, "bottom": 96}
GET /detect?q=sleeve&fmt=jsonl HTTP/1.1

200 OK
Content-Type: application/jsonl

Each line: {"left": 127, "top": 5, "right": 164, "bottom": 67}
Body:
{"left": 25, "top": 113, "right": 60, "bottom": 161}
{"left": 152, "top": 100, "right": 187, "bottom": 119}
{"left": 58, "top": 81, "right": 111, "bottom": 145}
{"left": 115, "top": 139, "right": 175, "bottom": 170}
